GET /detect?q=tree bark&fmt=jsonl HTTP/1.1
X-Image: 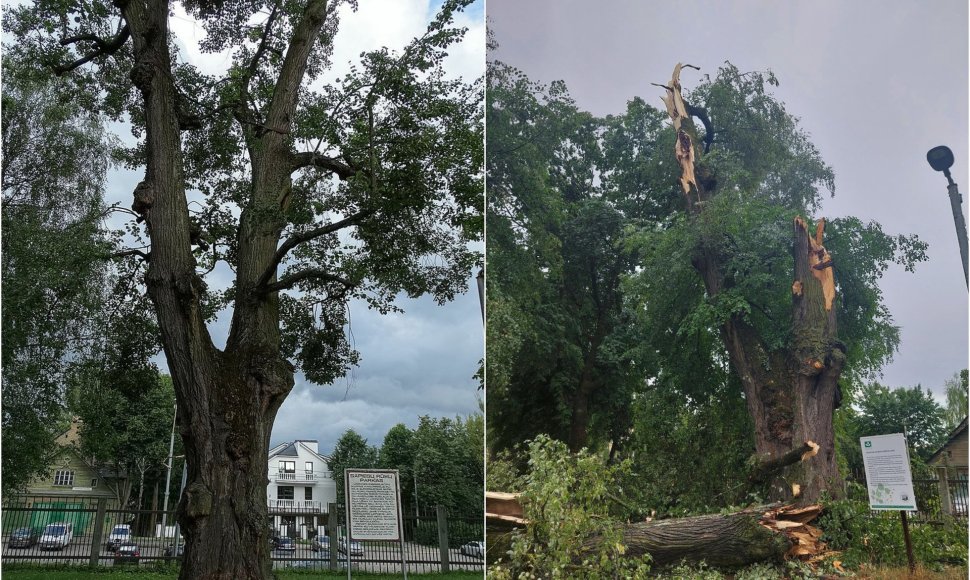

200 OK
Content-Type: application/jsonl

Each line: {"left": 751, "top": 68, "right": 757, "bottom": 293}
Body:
{"left": 603, "top": 507, "right": 790, "bottom": 568}
{"left": 118, "top": 0, "right": 332, "bottom": 576}
{"left": 658, "top": 64, "right": 844, "bottom": 503}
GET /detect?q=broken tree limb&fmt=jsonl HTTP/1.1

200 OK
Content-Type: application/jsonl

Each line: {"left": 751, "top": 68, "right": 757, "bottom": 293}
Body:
{"left": 582, "top": 503, "right": 828, "bottom": 568}
{"left": 749, "top": 440, "right": 820, "bottom": 484}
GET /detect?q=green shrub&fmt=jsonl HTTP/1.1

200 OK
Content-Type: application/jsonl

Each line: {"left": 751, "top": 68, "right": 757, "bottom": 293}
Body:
{"left": 817, "top": 497, "right": 968, "bottom": 570}
{"left": 488, "top": 435, "right": 651, "bottom": 579}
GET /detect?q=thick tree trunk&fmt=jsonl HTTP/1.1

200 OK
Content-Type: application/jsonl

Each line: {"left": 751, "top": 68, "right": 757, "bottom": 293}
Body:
{"left": 605, "top": 508, "right": 789, "bottom": 568}
{"left": 120, "top": 0, "right": 311, "bottom": 576}
{"left": 659, "top": 64, "right": 844, "bottom": 503}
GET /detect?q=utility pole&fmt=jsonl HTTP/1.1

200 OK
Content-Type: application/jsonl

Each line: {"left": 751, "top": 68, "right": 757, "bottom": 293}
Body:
{"left": 159, "top": 403, "right": 177, "bottom": 537}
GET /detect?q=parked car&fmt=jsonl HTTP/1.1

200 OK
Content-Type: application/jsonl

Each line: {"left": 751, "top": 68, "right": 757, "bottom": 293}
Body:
{"left": 38, "top": 522, "right": 73, "bottom": 550}
{"left": 7, "top": 527, "right": 40, "bottom": 548}
{"left": 337, "top": 537, "right": 364, "bottom": 556}
{"left": 113, "top": 542, "right": 140, "bottom": 565}
{"left": 274, "top": 536, "right": 297, "bottom": 552}
{"left": 310, "top": 535, "right": 330, "bottom": 552}
{"left": 105, "top": 524, "right": 132, "bottom": 551}
{"left": 163, "top": 542, "right": 185, "bottom": 557}
{"left": 460, "top": 540, "right": 484, "bottom": 558}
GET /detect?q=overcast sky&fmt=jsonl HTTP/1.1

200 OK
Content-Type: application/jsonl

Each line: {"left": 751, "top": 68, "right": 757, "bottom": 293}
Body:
{"left": 102, "top": 0, "right": 485, "bottom": 455}
{"left": 488, "top": 0, "right": 969, "bottom": 399}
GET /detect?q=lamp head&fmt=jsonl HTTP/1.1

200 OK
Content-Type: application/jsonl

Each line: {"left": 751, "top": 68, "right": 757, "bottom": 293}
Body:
{"left": 927, "top": 146, "right": 955, "bottom": 174}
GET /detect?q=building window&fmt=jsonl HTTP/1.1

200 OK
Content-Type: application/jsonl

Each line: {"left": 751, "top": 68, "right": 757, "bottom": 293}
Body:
{"left": 91, "top": 479, "right": 98, "bottom": 488}
{"left": 280, "top": 461, "right": 295, "bottom": 474}
{"left": 305, "top": 461, "right": 313, "bottom": 473}
{"left": 305, "top": 487, "right": 313, "bottom": 501}
{"left": 53, "top": 470, "right": 75, "bottom": 487}
{"left": 278, "top": 486, "right": 294, "bottom": 500}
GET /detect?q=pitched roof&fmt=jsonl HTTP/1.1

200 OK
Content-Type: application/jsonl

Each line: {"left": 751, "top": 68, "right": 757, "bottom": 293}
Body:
{"left": 928, "top": 416, "right": 968, "bottom": 464}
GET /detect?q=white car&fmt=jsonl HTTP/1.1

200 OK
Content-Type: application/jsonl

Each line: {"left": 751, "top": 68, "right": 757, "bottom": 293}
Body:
{"left": 105, "top": 524, "right": 132, "bottom": 551}
{"left": 38, "top": 522, "right": 74, "bottom": 550}
{"left": 460, "top": 540, "right": 484, "bottom": 558}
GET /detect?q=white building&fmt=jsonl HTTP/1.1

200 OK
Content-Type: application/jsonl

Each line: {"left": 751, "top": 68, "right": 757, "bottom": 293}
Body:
{"left": 267, "top": 439, "right": 337, "bottom": 539}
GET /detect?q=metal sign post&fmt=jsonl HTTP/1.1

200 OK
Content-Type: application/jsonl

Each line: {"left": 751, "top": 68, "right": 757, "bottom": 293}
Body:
{"left": 345, "top": 469, "right": 407, "bottom": 579}
{"left": 860, "top": 433, "right": 917, "bottom": 571}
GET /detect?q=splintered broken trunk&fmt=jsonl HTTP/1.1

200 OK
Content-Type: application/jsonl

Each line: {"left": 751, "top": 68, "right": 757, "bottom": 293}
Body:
{"left": 658, "top": 64, "right": 845, "bottom": 502}
{"left": 488, "top": 493, "right": 832, "bottom": 569}
{"left": 595, "top": 503, "right": 830, "bottom": 568}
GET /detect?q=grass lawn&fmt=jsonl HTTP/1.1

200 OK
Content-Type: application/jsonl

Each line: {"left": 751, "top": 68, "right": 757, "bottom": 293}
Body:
{"left": 0, "top": 566, "right": 483, "bottom": 580}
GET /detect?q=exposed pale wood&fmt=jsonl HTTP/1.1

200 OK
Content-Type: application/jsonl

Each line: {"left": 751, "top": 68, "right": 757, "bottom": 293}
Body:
{"left": 486, "top": 491, "right": 526, "bottom": 523}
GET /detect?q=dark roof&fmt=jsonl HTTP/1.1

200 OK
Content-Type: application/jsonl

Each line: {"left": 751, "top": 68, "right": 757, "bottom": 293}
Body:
{"left": 928, "top": 416, "right": 968, "bottom": 464}
{"left": 276, "top": 442, "right": 299, "bottom": 457}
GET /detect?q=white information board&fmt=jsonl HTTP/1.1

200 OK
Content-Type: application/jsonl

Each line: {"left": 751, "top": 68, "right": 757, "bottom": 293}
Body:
{"left": 860, "top": 433, "right": 917, "bottom": 510}
{"left": 345, "top": 469, "right": 403, "bottom": 541}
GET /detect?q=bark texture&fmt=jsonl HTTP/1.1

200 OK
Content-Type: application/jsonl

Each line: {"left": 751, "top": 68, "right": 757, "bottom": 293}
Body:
{"left": 659, "top": 64, "right": 845, "bottom": 503}
{"left": 118, "top": 0, "right": 333, "bottom": 577}
{"left": 606, "top": 508, "right": 790, "bottom": 568}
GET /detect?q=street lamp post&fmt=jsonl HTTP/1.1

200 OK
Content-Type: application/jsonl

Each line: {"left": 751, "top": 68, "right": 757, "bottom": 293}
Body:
{"left": 926, "top": 146, "right": 969, "bottom": 288}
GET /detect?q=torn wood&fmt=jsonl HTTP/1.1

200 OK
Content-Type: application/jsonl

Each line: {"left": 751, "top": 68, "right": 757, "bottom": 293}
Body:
{"left": 795, "top": 216, "right": 835, "bottom": 311}
{"left": 658, "top": 63, "right": 701, "bottom": 206}
{"left": 749, "top": 440, "right": 820, "bottom": 484}
{"left": 581, "top": 503, "right": 828, "bottom": 568}
{"left": 486, "top": 491, "right": 527, "bottom": 524}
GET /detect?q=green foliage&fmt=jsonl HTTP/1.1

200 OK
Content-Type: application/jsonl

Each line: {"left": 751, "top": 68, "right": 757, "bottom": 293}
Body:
{"left": 328, "top": 430, "right": 379, "bottom": 506}
{"left": 1, "top": 51, "right": 115, "bottom": 495}
{"left": 621, "top": 377, "right": 758, "bottom": 516}
{"left": 486, "top": 56, "right": 640, "bottom": 454}
{"left": 489, "top": 436, "right": 651, "bottom": 579}
{"left": 818, "top": 497, "right": 968, "bottom": 570}
{"left": 854, "top": 384, "right": 949, "bottom": 460}
{"left": 943, "top": 370, "right": 968, "bottom": 429}
{"left": 410, "top": 415, "right": 483, "bottom": 515}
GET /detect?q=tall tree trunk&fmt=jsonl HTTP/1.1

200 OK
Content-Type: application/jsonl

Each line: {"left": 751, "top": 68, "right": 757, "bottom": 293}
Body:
{"left": 120, "top": 0, "right": 300, "bottom": 576}
{"left": 659, "top": 64, "right": 844, "bottom": 502}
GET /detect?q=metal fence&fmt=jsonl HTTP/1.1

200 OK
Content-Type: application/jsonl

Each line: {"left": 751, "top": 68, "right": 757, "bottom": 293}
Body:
{"left": 848, "top": 470, "right": 969, "bottom": 522}
{"left": 2, "top": 495, "right": 484, "bottom": 573}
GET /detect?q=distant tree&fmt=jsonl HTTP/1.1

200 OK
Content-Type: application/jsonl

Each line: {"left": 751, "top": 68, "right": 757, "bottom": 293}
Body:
{"left": 411, "top": 415, "right": 482, "bottom": 514}
{"left": 379, "top": 423, "right": 416, "bottom": 512}
{"left": 1, "top": 53, "right": 113, "bottom": 495}
{"left": 328, "top": 429, "right": 379, "bottom": 505}
{"left": 486, "top": 57, "right": 639, "bottom": 454}
{"left": 943, "top": 369, "right": 968, "bottom": 429}
{"left": 855, "top": 383, "right": 949, "bottom": 460}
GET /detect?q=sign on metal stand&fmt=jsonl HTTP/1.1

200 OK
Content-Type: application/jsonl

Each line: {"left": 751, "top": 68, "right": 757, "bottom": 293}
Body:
{"left": 345, "top": 468, "right": 408, "bottom": 579}
{"left": 860, "top": 433, "right": 917, "bottom": 572}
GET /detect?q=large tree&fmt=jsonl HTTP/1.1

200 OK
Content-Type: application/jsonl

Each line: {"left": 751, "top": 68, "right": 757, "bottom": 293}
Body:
{"left": 1, "top": 54, "right": 114, "bottom": 495}
{"left": 630, "top": 63, "right": 926, "bottom": 502}
{"left": 486, "top": 58, "right": 639, "bottom": 454}
{"left": 4, "top": 0, "right": 482, "bottom": 576}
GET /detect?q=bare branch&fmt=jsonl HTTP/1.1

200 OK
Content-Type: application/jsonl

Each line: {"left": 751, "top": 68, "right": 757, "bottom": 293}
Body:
{"left": 54, "top": 25, "right": 130, "bottom": 76}
{"left": 290, "top": 152, "right": 357, "bottom": 179}
{"left": 254, "top": 210, "right": 374, "bottom": 290}
{"left": 260, "top": 268, "right": 353, "bottom": 295}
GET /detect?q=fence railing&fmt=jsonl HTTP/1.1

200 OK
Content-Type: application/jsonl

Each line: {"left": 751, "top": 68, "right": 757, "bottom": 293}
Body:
{"left": 1, "top": 495, "right": 484, "bottom": 573}
{"left": 849, "top": 469, "right": 968, "bottom": 522}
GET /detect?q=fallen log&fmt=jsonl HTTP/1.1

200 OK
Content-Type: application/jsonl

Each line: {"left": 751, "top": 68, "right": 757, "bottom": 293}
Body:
{"left": 591, "top": 503, "right": 829, "bottom": 568}
{"left": 487, "top": 491, "right": 833, "bottom": 570}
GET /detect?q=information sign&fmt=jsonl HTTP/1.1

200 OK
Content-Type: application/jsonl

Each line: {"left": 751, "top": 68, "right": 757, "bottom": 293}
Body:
{"left": 345, "top": 469, "right": 403, "bottom": 541}
{"left": 860, "top": 433, "right": 917, "bottom": 511}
